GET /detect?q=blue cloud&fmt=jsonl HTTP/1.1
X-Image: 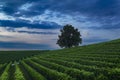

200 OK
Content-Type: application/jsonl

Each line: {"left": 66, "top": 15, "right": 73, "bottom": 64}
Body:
{"left": 1, "top": 0, "right": 119, "bottom": 30}
{"left": 81, "top": 24, "right": 120, "bottom": 30}
{"left": 16, "top": 31, "right": 57, "bottom": 35}
{"left": 1, "top": 0, "right": 119, "bottom": 17}
{"left": 90, "top": 25, "right": 120, "bottom": 30}
{"left": 0, "top": 0, "right": 119, "bottom": 23}
{"left": 0, "top": 1, "right": 24, "bottom": 15}
{"left": 0, "top": 0, "right": 49, "bottom": 16}
{"left": 0, "top": 20, "right": 61, "bottom": 29}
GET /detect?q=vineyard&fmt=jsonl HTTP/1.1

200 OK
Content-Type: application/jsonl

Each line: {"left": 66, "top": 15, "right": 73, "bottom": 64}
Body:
{"left": 0, "top": 39, "right": 120, "bottom": 80}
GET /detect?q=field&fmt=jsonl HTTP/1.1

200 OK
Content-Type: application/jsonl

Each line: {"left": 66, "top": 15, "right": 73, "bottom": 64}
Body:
{"left": 0, "top": 39, "right": 120, "bottom": 80}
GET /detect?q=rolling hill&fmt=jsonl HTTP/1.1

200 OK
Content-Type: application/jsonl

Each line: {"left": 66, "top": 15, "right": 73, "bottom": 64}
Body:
{"left": 0, "top": 39, "right": 120, "bottom": 80}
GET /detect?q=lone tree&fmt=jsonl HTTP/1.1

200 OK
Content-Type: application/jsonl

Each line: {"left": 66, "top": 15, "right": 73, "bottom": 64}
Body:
{"left": 57, "top": 24, "right": 82, "bottom": 48}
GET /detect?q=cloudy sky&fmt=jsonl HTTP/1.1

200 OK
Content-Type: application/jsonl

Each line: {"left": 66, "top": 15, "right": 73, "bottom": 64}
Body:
{"left": 0, "top": 0, "right": 120, "bottom": 50}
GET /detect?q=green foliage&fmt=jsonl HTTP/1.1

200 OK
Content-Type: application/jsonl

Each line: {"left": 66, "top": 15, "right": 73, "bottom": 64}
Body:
{"left": 21, "top": 61, "right": 46, "bottom": 80}
{"left": 0, "top": 51, "right": 46, "bottom": 64}
{"left": 0, "top": 62, "right": 11, "bottom": 80}
{"left": 31, "top": 57, "right": 95, "bottom": 80}
{"left": 108, "top": 68, "right": 120, "bottom": 80}
{"left": 24, "top": 59, "right": 72, "bottom": 80}
{"left": 57, "top": 24, "right": 82, "bottom": 48}
{"left": 14, "top": 61, "right": 26, "bottom": 80}
{"left": 96, "top": 74, "right": 108, "bottom": 80}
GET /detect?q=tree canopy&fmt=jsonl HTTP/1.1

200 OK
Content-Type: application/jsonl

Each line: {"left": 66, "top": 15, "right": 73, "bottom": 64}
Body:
{"left": 57, "top": 24, "right": 82, "bottom": 48}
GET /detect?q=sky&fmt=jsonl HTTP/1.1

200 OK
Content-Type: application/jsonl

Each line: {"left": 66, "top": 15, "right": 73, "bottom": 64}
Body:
{"left": 0, "top": 0, "right": 120, "bottom": 50}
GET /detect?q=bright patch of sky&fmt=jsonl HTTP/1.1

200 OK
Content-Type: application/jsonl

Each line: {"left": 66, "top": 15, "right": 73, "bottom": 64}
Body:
{"left": 19, "top": 3, "right": 33, "bottom": 11}
{"left": 0, "top": 27, "right": 59, "bottom": 49}
{"left": 0, "top": 13, "right": 15, "bottom": 20}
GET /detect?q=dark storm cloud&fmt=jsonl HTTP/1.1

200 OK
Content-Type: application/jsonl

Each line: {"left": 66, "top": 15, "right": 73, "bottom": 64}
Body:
{"left": 0, "top": 20, "right": 61, "bottom": 29}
